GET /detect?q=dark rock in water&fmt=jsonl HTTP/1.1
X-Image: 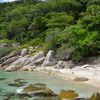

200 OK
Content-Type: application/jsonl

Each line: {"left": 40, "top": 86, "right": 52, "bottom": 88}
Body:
{"left": 8, "top": 82, "right": 26, "bottom": 87}
{"left": 0, "top": 78, "right": 6, "bottom": 80}
{"left": 73, "top": 77, "right": 89, "bottom": 82}
{"left": 8, "top": 79, "right": 27, "bottom": 87}
{"left": 14, "top": 78, "right": 26, "bottom": 82}
{"left": 16, "top": 83, "right": 56, "bottom": 97}
{"left": 58, "top": 90, "right": 79, "bottom": 99}
{"left": 33, "top": 83, "right": 47, "bottom": 87}
{"left": 90, "top": 92, "right": 100, "bottom": 100}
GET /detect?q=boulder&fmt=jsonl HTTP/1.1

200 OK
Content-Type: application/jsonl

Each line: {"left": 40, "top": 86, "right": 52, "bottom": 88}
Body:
{"left": 64, "top": 60, "right": 75, "bottom": 69}
{"left": 5, "top": 51, "right": 45, "bottom": 71}
{"left": 42, "top": 50, "right": 57, "bottom": 67}
{"left": 58, "top": 90, "right": 79, "bottom": 100}
{"left": 21, "top": 48, "right": 28, "bottom": 56}
{"left": 5, "top": 65, "right": 17, "bottom": 71}
{"left": 5, "top": 57, "right": 30, "bottom": 71}
{"left": 16, "top": 83, "right": 56, "bottom": 97}
{"left": 55, "top": 60, "right": 66, "bottom": 69}
{"left": 90, "top": 92, "right": 100, "bottom": 100}
{"left": 1, "top": 56, "right": 18, "bottom": 67}
{"left": 56, "top": 47, "right": 75, "bottom": 60}
{"left": 30, "top": 51, "right": 45, "bottom": 66}
{"left": 73, "top": 77, "right": 89, "bottom": 82}
{"left": 55, "top": 60, "right": 75, "bottom": 69}
{"left": 0, "top": 50, "right": 21, "bottom": 63}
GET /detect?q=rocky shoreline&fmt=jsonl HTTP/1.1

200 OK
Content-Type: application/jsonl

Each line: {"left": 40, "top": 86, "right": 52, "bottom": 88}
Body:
{"left": 0, "top": 46, "right": 100, "bottom": 100}
{"left": 0, "top": 46, "right": 100, "bottom": 88}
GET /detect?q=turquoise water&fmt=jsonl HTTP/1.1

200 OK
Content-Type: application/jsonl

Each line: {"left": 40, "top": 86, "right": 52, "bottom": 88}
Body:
{"left": 0, "top": 71, "right": 100, "bottom": 100}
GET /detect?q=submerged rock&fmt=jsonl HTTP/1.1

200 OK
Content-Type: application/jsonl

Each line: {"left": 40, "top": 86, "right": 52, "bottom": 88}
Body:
{"left": 58, "top": 90, "right": 79, "bottom": 100}
{"left": 0, "top": 78, "right": 6, "bottom": 80}
{"left": 8, "top": 80, "right": 27, "bottom": 87}
{"left": 16, "top": 83, "right": 56, "bottom": 97}
{"left": 42, "top": 50, "right": 57, "bottom": 67}
{"left": 74, "top": 77, "right": 89, "bottom": 82}
{"left": 90, "top": 92, "right": 100, "bottom": 100}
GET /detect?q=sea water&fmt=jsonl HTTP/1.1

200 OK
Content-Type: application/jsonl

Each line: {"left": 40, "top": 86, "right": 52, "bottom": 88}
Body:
{"left": 0, "top": 71, "right": 100, "bottom": 100}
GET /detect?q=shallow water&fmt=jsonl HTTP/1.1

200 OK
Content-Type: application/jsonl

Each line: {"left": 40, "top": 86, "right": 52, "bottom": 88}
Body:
{"left": 0, "top": 71, "right": 100, "bottom": 100}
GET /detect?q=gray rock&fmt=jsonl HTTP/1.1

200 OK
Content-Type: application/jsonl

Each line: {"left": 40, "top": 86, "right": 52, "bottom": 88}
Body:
{"left": 1, "top": 56, "right": 18, "bottom": 67}
{"left": 5, "top": 51, "right": 45, "bottom": 71}
{"left": 42, "top": 50, "right": 57, "bottom": 67}
{"left": 30, "top": 51, "right": 45, "bottom": 65}
{"left": 5, "top": 65, "right": 18, "bottom": 71}
{"left": 5, "top": 57, "right": 30, "bottom": 71}
{"left": 56, "top": 47, "right": 75, "bottom": 60}
{"left": 0, "top": 50, "right": 21, "bottom": 63}
{"left": 55, "top": 60, "right": 75, "bottom": 69}
{"left": 16, "top": 83, "right": 56, "bottom": 97}
{"left": 65, "top": 60, "right": 75, "bottom": 69}
{"left": 55, "top": 60, "right": 66, "bottom": 69}
{"left": 21, "top": 48, "right": 28, "bottom": 56}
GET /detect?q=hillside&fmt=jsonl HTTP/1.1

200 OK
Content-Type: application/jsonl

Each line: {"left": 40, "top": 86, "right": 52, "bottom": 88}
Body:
{"left": 0, "top": 0, "right": 100, "bottom": 61}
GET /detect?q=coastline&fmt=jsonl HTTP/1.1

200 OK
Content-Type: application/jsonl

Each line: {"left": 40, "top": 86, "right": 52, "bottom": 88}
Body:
{"left": 34, "top": 65, "right": 100, "bottom": 88}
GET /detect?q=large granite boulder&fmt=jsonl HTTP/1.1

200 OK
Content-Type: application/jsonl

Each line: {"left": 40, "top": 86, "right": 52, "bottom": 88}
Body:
{"left": 16, "top": 83, "right": 56, "bottom": 97}
{"left": 42, "top": 50, "right": 57, "bottom": 67}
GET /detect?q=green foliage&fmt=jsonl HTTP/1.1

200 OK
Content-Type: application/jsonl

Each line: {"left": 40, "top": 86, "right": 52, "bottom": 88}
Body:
{"left": 7, "top": 18, "right": 29, "bottom": 41}
{"left": 43, "top": 28, "right": 60, "bottom": 53}
{"left": 0, "top": 0, "right": 100, "bottom": 60}
{"left": 46, "top": 12, "right": 74, "bottom": 28}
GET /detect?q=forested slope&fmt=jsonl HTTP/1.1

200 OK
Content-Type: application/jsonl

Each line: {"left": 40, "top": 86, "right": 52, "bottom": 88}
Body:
{"left": 0, "top": 0, "right": 100, "bottom": 61}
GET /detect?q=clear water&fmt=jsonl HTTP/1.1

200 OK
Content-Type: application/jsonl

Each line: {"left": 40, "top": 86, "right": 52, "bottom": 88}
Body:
{"left": 0, "top": 71, "right": 100, "bottom": 100}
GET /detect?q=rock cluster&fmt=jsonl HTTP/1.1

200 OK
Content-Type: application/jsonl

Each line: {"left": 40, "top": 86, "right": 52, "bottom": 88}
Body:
{"left": 0, "top": 47, "right": 75, "bottom": 71}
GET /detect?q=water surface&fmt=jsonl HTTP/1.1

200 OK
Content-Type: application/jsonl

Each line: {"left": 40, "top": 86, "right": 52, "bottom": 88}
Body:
{"left": 0, "top": 71, "right": 100, "bottom": 100}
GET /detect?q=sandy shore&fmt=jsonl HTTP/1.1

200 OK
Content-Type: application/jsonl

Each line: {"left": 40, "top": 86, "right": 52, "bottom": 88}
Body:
{"left": 34, "top": 64, "right": 100, "bottom": 88}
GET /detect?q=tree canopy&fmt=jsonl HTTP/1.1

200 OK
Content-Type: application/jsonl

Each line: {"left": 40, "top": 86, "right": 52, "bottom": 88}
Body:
{"left": 0, "top": 0, "right": 100, "bottom": 60}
